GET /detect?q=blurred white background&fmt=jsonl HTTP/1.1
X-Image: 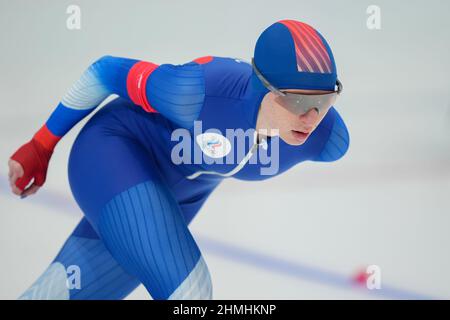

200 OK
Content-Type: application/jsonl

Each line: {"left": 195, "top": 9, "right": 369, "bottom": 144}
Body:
{"left": 0, "top": 0, "right": 449, "bottom": 299}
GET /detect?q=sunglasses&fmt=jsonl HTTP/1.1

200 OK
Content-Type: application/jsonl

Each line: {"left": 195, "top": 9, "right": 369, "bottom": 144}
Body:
{"left": 252, "top": 58, "right": 343, "bottom": 115}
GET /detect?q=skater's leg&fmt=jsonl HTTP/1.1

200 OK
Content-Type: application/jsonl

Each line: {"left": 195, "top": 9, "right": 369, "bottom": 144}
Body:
{"left": 97, "top": 179, "right": 213, "bottom": 300}
{"left": 19, "top": 218, "right": 140, "bottom": 300}
{"left": 66, "top": 99, "right": 213, "bottom": 300}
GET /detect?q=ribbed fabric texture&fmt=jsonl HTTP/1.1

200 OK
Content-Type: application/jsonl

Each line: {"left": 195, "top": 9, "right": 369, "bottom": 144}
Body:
{"left": 19, "top": 218, "right": 140, "bottom": 300}
{"left": 45, "top": 55, "right": 138, "bottom": 138}
{"left": 61, "top": 64, "right": 110, "bottom": 110}
{"left": 316, "top": 109, "right": 350, "bottom": 162}
{"left": 19, "top": 262, "right": 69, "bottom": 300}
{"left": 54, "top": 235, "right": 139, "bottom": 300}
{"left": 168, "top": 256, "right": 212, "bottom": 300}
{"left": 147, "top": 62, "right": 205, "bottom": 129}
{"left": 98, "top": 180, "right": 210, "bottom": 300}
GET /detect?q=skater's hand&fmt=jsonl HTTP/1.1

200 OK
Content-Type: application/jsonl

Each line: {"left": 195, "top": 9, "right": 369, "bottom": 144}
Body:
{"left": 8, "top": 159, "right": 30, "bottom": 196}
{"left": 8, "top": 139, "right": 53, "bottom": 198}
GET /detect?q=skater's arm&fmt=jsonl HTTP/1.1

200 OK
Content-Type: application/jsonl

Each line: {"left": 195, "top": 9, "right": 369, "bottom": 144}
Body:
{"left": 8, "top": 55, "right": 141, "bottom": 195}
{"left": 30, "top": 55, "right": 152, "bottom": 151}
{"left": 22, "top": 55, "right": 205, "bottom": 151}
{"left": 8, "top": 55, "right": 206, "bottom": 195}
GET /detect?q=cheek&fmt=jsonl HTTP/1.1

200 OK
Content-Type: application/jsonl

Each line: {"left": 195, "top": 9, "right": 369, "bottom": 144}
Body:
{"left": 271, "top": 102, "right": 297, "bottom": 129}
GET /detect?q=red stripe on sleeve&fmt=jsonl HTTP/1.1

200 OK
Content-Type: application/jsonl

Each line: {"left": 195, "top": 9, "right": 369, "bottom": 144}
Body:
{"left": 33, "top": 124, "right": 61, "bottom": 151}
{"left": 126, "top": 61, "right": 159, "bottom": 113}
{"left": 193, "top": 56, "right": 213, "bottom": 64}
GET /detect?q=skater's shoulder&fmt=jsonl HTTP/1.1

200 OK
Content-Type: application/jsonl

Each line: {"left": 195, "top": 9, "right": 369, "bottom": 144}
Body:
{"left": 193, "top": 56, "right": 252, "bottom": 100}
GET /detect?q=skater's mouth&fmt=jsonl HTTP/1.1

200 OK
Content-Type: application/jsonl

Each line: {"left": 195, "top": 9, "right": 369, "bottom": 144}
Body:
{"left": 291, "top": 130, "right": 309, "bottom": 142}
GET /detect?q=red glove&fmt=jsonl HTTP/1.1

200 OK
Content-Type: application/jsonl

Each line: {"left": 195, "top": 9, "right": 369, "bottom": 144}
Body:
{"left": 10, "top": 138, "right": 53, "bottom": 191}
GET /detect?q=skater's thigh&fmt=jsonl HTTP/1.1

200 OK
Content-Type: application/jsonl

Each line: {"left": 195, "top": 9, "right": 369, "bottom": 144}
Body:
{"left": 68, "top": 105, "right": 161, "bottom": 230}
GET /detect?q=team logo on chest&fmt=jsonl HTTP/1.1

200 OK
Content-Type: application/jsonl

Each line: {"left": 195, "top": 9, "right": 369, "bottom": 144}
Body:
{"left": 196, "top": 132, "right": 232, "bottom": 159}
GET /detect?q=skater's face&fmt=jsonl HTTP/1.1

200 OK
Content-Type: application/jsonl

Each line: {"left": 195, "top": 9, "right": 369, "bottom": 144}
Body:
{"left": 257, "top": 88, "right": 334, "bottom": 146}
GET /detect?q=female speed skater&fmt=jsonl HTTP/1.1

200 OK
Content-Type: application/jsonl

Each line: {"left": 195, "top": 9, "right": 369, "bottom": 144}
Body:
{"left": 8, "top": 19, "right": 349, "bottom": 300}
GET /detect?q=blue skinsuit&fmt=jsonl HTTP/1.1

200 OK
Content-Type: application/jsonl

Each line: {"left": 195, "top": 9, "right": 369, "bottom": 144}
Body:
{"left": 19, "top": 56, "right": 349, "bottom": 300}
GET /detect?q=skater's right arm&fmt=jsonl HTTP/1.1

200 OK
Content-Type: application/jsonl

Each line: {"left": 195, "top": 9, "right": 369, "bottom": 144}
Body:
{"left": 8, "top": 55, "right": 207, "bottom": 196}
{"left": 8, "top": 56, "right": 146, "bottom": 196}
